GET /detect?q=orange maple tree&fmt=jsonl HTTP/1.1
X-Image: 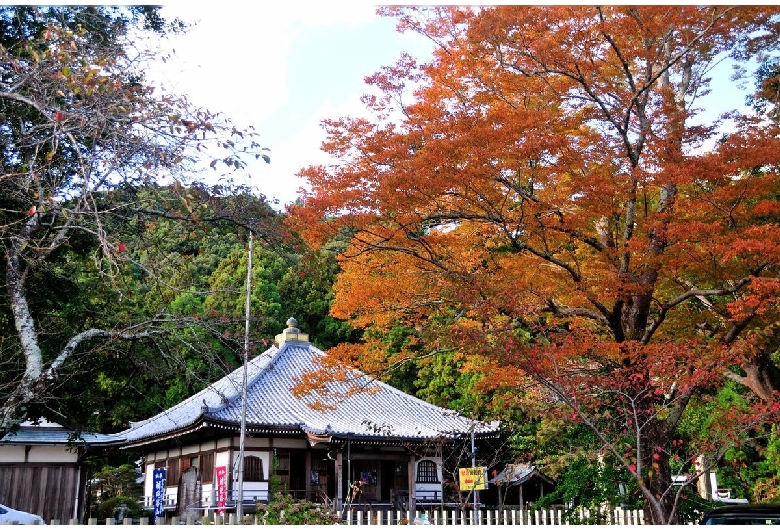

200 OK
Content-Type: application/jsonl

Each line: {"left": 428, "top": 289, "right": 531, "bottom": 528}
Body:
{"left": 289, "top": 6, "right": 780, "bottom": 523}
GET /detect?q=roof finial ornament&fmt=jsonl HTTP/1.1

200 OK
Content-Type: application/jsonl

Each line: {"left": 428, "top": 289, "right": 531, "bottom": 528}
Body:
{"left": 275, "top": 317, "right": 309, "bottom": 345}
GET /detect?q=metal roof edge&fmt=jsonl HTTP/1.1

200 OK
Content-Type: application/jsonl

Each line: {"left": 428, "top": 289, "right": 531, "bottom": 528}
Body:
{"left": 1, "top": 430, "right": 126, "bottom": 447}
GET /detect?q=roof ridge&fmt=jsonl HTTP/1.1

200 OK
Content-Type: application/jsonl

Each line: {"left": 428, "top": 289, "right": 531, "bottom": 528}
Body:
{"left": 122, "top": 344, "right": 284, "bottom": 435}
{"left": 207, "top": 345, "right": 283, "bottom": 413}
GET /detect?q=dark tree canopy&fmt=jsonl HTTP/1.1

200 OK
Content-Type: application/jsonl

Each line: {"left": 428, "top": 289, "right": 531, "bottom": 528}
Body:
{"left": 0, "top": 5, "right": 270, "bottom": 433}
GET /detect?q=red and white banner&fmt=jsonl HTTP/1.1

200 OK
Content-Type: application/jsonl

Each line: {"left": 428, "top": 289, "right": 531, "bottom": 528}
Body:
{"left": 216, "top": 466, "right": 227, "bottom": 514}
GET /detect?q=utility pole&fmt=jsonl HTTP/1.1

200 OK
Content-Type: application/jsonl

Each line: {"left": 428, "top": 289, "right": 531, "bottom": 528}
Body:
{"left": 471, "top": 429, "right": 479, "bottom": 525}
{"left": 236, "top": 228, "right": 253, "bottom": 522}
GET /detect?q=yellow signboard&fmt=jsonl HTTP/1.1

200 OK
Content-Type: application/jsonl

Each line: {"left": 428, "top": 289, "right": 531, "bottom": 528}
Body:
{"left": 458, "top": 466, "right": 487, "bottom": 490}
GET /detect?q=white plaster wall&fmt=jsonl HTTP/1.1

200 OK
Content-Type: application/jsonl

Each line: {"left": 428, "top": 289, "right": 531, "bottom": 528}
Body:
{"left": 414, "top": 456, "right": 443, "bottom": 500}
{"left": 201, "top": 483, "right": 214, "bottom": 506}
{"left": 153, "top": 448, "right": 167, "bottom": 460}
{"left": 0, "top": 446, "right": 26, "bottom": 462}
{"left": 269, "top": 438, "right": 306, "bottom": 449}
{"left": 26, "top": 445, "right": 78, "bottom": 463}
{"left": 231, "top": 449, "right": 271, "bottom": 502}
{"left": 215, "top": 449, "right": 231, "bottom": 470}
{"left": 258, "top": 451, "right": 270, "bottom": 479}
{"left": 143, "top": 461, "right": 155, "bottom": 501}
{"left": 165, "top": 485, "right": 178, "bottom": 506}
{"left": 243, "top": 438, "right": 271, "bottom": 449}
{"left": 241, "top": 481, "right": 269, "bottom": 502}
{"left": 177, "top": 442, "right": 201, "bottom": 456}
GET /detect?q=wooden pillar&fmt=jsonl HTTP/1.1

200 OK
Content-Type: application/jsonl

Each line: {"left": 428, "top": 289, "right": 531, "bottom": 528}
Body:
{"left": 519, "top": 484, "right": 524, "bottom": 508}
{"left": 305, "top": 451, "right": 312, "bottom": 501}
{"left": 408, "top": 457, "right": 416, "bottom": 513}
{"left": 336, "top": 451, "right": 344, "bottom": 512}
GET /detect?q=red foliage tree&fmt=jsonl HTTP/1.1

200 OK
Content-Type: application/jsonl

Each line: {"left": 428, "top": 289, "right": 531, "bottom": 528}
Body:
{"left": 290, "top": 6, "right": 780, "bottom": 523}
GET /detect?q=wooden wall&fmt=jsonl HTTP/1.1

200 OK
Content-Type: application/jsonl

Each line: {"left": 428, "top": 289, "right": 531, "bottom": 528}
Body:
{"left": 0, "top": 463, "right": 79, "bottom": 523}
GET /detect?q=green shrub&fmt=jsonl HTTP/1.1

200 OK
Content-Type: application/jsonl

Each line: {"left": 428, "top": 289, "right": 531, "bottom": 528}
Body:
{"left": 255, "top": 492, "right": 341, "bottom": 525}
{"left": 93, "top": 495, "right": 150, "bottom": 522}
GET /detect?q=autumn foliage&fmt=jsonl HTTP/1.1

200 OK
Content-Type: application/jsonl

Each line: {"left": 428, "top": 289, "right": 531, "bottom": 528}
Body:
{"left": 289, "top": 6, "right": 780, "bottom": 524}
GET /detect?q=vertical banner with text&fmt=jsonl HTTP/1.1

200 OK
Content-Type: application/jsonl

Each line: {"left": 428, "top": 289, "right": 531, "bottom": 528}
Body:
{"left": 216, "top": 466, "right": 228, "bottom": 514}
{"left": 152, "top": 468, "right": 166, "bottom": 524}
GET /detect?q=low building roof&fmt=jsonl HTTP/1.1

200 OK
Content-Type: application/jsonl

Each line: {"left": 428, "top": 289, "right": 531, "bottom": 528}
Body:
{"left": 1, "top": 419, "right": 123, "bottom": 447}
{"left": 489, "top": 463, "right": 554, "bottom": 486}
{"left": 118, "top": 320, "right": 499, "bottom": 447}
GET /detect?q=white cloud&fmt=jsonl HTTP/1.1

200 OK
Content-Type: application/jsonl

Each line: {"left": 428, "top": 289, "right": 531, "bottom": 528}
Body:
{"left": 154, "top": 5, "right": 382, "bottom": 122}
{"left": 255, "top": 93, "right": 379, "bottom": 207}
{"left": 138, "top": 5, "right": 434, "bottom": 207}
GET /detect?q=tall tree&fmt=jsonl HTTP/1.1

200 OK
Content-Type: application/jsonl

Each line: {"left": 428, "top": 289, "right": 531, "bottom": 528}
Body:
{"left": 277, "top": 246, "right": 357, "bottom": 350}
{"left": 204, "top": 243, "right": 291, "bottom": 344}
{"left": 290, "top": 6, "right": 780, "bottom": 523}
{"left": 0, "top": 6, "right": 268, "bottom": 433}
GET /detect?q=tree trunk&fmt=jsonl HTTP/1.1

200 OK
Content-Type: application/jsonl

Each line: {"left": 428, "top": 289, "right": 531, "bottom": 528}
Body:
{"left": 2, "top": 216, "right": 43, "bottom": 431}
{"left": 734, "top": 350, "right": 780, "bottom": 402}
{"left": 641, "top": 417, "right": 678, "bottom": 525}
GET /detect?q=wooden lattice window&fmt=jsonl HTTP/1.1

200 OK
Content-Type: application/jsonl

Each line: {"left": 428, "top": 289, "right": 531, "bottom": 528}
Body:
{"left": 166, "top": 458, "right": 180, "bottom": 486}
{"left": 244, "top": 456, "right": 264, "bottom": 482}
{"left": 201, "top": 452, "right": 215, "bottom": 483}
{"left": 182, "top": 456, "right": 197, "bottom": 472}
{"left": 416, "top": 460, "right": 438, "bottom": 483}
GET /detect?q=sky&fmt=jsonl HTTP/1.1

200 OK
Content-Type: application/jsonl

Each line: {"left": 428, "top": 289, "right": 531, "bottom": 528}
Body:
{"left": 148, "top": 5, "right": 436, "bottom": 209}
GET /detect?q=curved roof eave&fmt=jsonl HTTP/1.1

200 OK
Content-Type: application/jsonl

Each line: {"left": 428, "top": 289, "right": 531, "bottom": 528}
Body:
{"left": 119, "top": 416, "right": 209, "bottom": 449}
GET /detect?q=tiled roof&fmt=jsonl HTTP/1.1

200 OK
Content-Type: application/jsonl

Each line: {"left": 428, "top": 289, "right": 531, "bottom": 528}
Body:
{"left": 1, "top": 419, "right": 123, "bottom": 446}
{"left": 489, "top": 463, "right": 554, "bottom": 485}
{"left": 119, "top": 335, "right": 499, "bottom": 446}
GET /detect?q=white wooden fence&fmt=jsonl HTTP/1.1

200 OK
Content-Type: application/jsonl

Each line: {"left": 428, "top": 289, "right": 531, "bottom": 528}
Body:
{"left": 45, "top": 506, "right": 649, "bottom": 525}
{"left": 342, "top": 506, "right": 646, "bottom": 525}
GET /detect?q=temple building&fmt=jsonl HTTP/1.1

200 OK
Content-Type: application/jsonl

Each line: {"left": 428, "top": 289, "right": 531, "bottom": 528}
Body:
{"left": 117, "top": 319, "right": 500, "bottom": 518}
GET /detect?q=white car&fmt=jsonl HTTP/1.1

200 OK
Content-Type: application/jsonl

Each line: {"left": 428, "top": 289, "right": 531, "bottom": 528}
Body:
{"left": 0, "top": 503, "right": 46, "bottom": 525}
